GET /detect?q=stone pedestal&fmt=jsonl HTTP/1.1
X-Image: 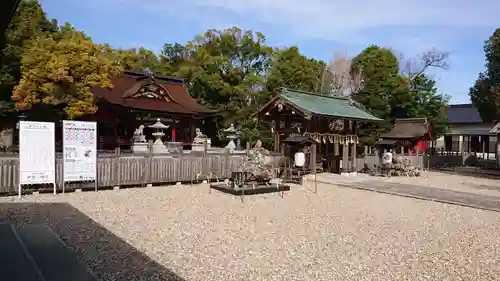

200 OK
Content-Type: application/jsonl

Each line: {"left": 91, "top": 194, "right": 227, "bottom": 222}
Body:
{"left": 192, "top": 139, "right": 211, "bottom": 151}
{"left": 226, "top": 139, "right": 236, "bottom": 152}
{"left": 131, "top": 142, "right": 148, "bottom": 153}
{"left": 152, "top": 138, "right": 168, "bottom": 154}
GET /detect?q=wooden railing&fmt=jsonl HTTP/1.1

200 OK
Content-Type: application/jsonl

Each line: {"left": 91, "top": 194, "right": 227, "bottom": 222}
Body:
{"left": 0, "top": 153, "right": 248, "bottom": 195}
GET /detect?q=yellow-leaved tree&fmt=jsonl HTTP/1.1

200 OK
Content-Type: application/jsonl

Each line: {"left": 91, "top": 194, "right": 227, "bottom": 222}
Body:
{"left": 12, "top": 24, "right": 123, "bottom": 118}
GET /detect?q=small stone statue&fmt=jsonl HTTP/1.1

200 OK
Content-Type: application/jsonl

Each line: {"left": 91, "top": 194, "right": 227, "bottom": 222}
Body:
{"left": 195, "top": 128, "right": 206, "bottom": 139}
{"left": 192, "top": 127, "right": 211, "bottom": 149}
{"left": 224, "top": 124, "right": 236, "bottom": 132}
{"left": 0, "top": 128, "right": 13, "bottom": 153}
{"left": 132, "top": 125, "right": 146, "bottom": 143}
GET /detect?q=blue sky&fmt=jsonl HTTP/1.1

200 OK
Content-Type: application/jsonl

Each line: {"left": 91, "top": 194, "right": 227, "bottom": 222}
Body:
{"left": 39, "top": 0, "right": 500, "bottom": 104}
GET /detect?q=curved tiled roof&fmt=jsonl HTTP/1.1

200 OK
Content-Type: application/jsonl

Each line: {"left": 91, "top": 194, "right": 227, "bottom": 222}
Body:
{"left": 93, "top": 71, "right": 213, "bottom": 115}
{"left": 254, "top": 88, "right": 382, "bottom": 121}
{"left": 447, "top": 104, "right": 483, "bottom": 124}
{"left": 381, "top": 118, "right": 431, "bottom": 139}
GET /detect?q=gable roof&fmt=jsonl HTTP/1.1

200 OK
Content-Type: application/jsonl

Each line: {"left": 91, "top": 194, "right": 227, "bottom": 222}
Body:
{"left": 0, "top": 0, "right": 19, "bottom": 35}
{"left": 381, "top": 118, "right": 431, "bottom": 140}
{"left": 447, "top": 104, "right": 484, "bottom": 124}
{"left": 93, "top": 71, "right": 213, "bottom": 115}
{"left": 254, "top": 88, "right": 382, "bottom": 121}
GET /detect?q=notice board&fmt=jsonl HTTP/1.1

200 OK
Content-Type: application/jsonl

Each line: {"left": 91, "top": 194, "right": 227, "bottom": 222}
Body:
{"left": 19, "top": 121, "right": 55, "bottom": 185}
{"left": 63, "top": 120, "right": 97, "bottom": 182}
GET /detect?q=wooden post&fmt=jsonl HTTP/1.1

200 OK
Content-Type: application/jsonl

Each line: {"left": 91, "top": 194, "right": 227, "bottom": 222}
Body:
{"left": 333, "top": 139, "right": 340, "bottom": 174}
{"left": 147, "top": 140, "right": 153, "bottom": 186}
{"left": 274, "top": 116, "right": 280, "bottom": 152}
{"left": 342, "top": 142, "right": 348, "bottom": 174}
{"left": 114, "top": 146, "right": 121, "bottom": 188}
{"left": 482, "top": 136, "right": 487, "bottom": 159}
{"left": 224, "top": 148, "right": 230, "bottom": 178}
{"left": 311, "top": 143, "right": 317, "bottom": 193}
{"left": 189, "top": 119, "right": 194, "bottom": 143}
{"left": 309, "top": 144, "right": 315, "bottom": 171}
{"left": 202, "top": 139, "right": 208, "bottom": 177}
{"left": 351, "top": 142, "right": 357, "bottom": 173}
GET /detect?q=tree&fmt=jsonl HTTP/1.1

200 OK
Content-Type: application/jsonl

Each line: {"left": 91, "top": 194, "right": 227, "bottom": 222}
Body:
{"left": 322, "top": 52, "right": 363, "bottom": 97}
{"left": 351, "top": 45, "right": 407, "bottom": 144}
{"left": 158, "top": 43, "right": 188, "bottom": 77}
{"left": 406, "top": 74, "right": 449, "bottom": 137}
{"left": 106, "top": 47, "right": 160, "bottom": 74}
{"left": 400, "top": 48, "right": 449, "bottom": 86}
{"left": 266, "top": 46, "right": 325, "bottom": 98}
{"left": 12, "top": 24, "right": 122, "bottom": 118}
{"left": 178, "top": 27, "right": 273, "bottom": 141}
{"left": 0, "top": 0, "right": 57, "bottom": 119}
{"left": 470, "top": 29, "right": 500, "bottom": 122}
{"left": 351, "top": 45, "right": 449, "bottom": 143}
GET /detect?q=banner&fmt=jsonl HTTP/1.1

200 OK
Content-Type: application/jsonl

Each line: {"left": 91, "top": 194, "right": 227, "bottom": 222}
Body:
{"left": 63, "top": 120, "right": 97, "bottom": 182}
{"left": 19, "top": 121, "right": 55, "bottom": 185}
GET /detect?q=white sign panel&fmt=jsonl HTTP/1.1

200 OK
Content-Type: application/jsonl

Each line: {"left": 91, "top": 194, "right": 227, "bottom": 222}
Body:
{"left": 19, "top": 121, "right": 56, "bottom": 185}
{"left": 63, "top": 120, "right": 97, "bottom": 182}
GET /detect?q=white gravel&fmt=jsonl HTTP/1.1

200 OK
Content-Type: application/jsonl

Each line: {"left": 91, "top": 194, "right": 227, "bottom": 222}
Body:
{"left": 1, "top": 183, "right": 500, "bottom": 281}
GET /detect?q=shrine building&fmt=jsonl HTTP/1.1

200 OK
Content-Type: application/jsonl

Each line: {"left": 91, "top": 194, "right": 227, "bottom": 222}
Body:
{"left": 87, "top": 71, "right": 214, "bottom": 149}
{"left": 253, "top": 88, "right": 382, "bottom": 174}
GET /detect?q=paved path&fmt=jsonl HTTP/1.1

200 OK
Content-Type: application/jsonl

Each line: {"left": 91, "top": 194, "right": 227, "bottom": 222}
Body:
{"left": 309, "top": 174, "right": 500, "bottom": 212}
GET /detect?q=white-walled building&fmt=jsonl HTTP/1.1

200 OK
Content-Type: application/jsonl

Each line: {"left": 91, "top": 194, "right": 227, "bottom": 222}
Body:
{"left": 435, "top": 104, "right": 496, "bottom": 159}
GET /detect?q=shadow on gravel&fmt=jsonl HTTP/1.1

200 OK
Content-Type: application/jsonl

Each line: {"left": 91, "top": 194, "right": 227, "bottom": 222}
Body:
{"left": 0, "top": 203, "right": 185, "bottom": 281}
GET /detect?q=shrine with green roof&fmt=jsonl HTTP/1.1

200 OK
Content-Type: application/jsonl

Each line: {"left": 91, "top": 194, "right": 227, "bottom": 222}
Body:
{"left": 253, "top": 88, "right": 382, "bottom": 174}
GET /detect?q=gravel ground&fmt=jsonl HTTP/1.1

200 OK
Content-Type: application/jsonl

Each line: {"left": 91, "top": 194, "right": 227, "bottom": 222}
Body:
{"left": 383, "top": 171, "right": 500, "bottom": 196}
{"left": 1, "top": 183, "right": 500, "bottom": 281}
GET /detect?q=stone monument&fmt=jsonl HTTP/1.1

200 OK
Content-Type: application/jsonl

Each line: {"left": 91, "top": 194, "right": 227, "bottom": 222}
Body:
{"left": 131, "top": 125, "right": 148, "bottom": 153}
{"left": 148, "top": 118, "right": 169, "bottom": 154}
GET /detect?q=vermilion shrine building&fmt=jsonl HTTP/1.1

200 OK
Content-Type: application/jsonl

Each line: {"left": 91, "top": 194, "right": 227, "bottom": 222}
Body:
{"left": 87, "top": 71, "right": 213, "bottom": 149}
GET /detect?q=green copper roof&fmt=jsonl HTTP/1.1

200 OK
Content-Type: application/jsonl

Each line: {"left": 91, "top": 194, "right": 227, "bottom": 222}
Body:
{"left": 280, "top": 89, "right": 382, "bottom": 121}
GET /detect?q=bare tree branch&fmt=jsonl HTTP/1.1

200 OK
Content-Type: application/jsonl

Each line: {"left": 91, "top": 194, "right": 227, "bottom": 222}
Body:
{"left": 324, "top": 52, "right": 364, "bottom": 97}
{"left": 403, "top": 48, "right": 449, "bottom": 79}
{"left": 399, "top": 48, "right": 449, "bottom": 90}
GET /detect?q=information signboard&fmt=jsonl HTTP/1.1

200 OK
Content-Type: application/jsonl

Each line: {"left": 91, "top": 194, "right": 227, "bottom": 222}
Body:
{"left": 62, "top": 120, "right": 97, "bottom": 182}
{"left": 19, "top": 121, "right": 56, "bottom": 185}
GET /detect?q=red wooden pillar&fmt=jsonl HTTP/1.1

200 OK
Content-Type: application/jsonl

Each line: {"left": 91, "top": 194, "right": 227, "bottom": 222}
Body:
{"left": 172, "top": 127, "right": 176, "bottom": 142}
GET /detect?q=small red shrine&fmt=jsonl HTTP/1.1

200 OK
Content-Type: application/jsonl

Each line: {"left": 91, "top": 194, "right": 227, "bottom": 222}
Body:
{"left": 377, "top": 118, "right": 432, "bottom": 153}
{"left": 89, "top": 71, "right": 213, "bottom": 149}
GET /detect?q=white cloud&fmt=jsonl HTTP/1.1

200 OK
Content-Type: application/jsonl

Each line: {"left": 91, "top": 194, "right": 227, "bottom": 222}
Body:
{"left": 138, "top": 0, "right": 500, "bottom": 40}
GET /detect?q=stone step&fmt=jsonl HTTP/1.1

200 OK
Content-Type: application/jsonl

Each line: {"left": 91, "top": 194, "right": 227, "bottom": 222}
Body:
{"left": 15, "top": 224, "right": 97, "bottom": 281}
{"left": 0, "top": 223, "right": 44, "bottom": 281}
